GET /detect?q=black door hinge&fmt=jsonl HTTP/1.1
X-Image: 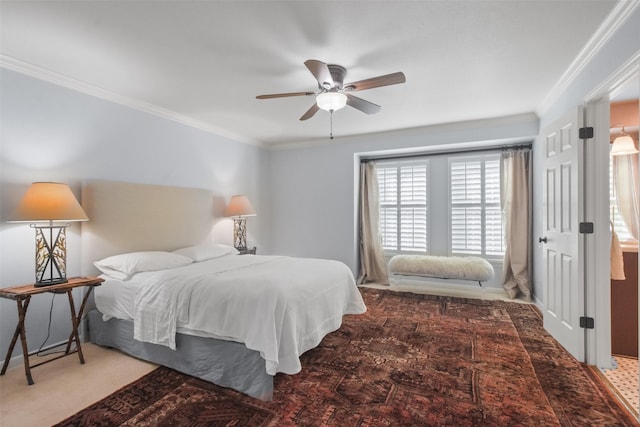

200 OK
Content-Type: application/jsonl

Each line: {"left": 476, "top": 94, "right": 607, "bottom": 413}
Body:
{"left": 580, "top": 316, "right": 595, "bottom": 329}
{"left": 579, "top": 127, "right": 594, "bottom": 139}
{"left": 579, "top": 222, "right": 594, "bottom": 234}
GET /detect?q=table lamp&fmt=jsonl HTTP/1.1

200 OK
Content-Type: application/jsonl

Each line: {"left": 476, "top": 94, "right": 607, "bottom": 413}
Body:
{"left": 224, "top": 195, "right": 255, "bottom": 251}
{"left": 8, "top": 182, "right": 89, "bottom": 286}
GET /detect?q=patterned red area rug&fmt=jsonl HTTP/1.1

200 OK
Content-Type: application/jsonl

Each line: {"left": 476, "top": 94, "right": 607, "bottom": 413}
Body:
{"left": 57, "top": 288, "right": 638, "bottom": 426}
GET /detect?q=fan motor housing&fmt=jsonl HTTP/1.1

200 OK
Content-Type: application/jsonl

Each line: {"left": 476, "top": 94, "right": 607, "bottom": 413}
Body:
{"left": 327, "top": 64, "right": 347, "bottom": 89}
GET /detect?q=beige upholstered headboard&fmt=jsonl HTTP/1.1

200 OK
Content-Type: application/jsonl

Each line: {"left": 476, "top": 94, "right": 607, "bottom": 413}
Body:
{"left": 80, "top": 180, "right": 214, "bottom": 276}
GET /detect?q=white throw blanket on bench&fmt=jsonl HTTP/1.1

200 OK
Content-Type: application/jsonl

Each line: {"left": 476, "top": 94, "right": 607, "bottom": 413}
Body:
{"left": 388, "top": 255, "right": 494, "bottom": 284}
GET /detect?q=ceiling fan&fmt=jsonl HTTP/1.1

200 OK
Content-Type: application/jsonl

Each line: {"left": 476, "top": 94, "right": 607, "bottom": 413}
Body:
{"left": 256, "top": 60, "right": 406, "bottom": 122}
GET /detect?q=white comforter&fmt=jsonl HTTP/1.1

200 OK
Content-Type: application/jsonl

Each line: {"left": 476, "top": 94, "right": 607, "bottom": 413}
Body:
{"left": 130, "top": 255, "right": 366, "bottom": 375}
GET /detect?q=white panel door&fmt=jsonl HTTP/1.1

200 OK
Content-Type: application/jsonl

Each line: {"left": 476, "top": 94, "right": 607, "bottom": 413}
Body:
{"left": 540, "top": 107, "right": 585, "bottom": 361}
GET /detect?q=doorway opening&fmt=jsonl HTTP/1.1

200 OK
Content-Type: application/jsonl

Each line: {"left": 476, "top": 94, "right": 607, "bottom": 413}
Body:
{"left": 599, "top": 79, "right": 639, "bottom": 417}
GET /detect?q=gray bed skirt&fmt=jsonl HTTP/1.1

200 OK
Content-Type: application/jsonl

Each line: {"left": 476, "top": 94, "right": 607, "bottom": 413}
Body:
{"left": 88, "top": 310, "right": 274, "bottom": 400}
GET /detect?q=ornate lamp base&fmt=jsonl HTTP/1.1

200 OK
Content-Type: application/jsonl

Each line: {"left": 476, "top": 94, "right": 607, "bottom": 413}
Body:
{"left": 233, "top": 217, "right": 248, "bottom": 251}
{"left": 33, "top": 224, "right": 68, "bottom": 287}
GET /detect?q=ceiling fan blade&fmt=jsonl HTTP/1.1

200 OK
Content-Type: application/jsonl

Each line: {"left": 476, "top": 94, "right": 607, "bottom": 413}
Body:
{"left": 299, "top": 103, "right": 319, "bottom": 121}
{"left": 304, "top": 59, "right": 335, "bottom": 89}
{"left": 256, "top": 91, "right": 315, "bottom": 99}
{"left": 344, "top": 72, "right": 406, "bottom": 92}
{"left": 346, "top": 94, "right": 381, "bottom": 114}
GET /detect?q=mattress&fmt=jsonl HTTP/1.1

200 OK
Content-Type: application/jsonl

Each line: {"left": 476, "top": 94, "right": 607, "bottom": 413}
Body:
{"left": 94, "top": 254, "right": 366, "bottom": 376}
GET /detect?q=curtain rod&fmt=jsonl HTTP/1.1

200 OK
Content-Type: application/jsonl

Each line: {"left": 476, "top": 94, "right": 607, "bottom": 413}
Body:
{"left": 360, "top": 142, "right": 532, "bottom": 163}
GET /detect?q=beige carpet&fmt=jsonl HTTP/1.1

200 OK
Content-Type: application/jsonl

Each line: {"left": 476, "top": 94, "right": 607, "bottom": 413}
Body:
{"left": 0, "top": 343, "right": 156, "bottom": 427}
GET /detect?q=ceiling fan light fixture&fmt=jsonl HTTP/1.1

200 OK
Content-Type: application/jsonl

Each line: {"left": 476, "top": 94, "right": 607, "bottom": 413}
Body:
{"left": 316, "top": 92, "right": 347, "bottom": 112}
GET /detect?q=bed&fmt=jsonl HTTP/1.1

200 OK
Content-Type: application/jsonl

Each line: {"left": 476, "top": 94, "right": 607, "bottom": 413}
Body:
{"left": 80, "top": 180, "right": 366, "bottom": 400}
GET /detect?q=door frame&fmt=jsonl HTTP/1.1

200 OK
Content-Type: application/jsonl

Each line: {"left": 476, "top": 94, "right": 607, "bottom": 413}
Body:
{"left": 584, "top": 96, "right": 612, "bottom": 368}
{"left": 583, "top": 53, "right": 640, "bottom": 370}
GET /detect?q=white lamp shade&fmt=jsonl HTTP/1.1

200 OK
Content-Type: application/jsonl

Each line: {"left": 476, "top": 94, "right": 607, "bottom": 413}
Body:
{"left": 611, "top": 135, "right": 639, "bottom": 156}
{"left": 8, "top": 182, "right": 89, "bottom": 223}
{"left": 224, "top": 195, "right": 256, "bottom": 217}
{"left": 316, "top": 92, "right": 347, "bottom": 111}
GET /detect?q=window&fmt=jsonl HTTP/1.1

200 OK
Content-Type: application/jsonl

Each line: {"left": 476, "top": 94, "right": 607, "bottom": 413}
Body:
{"left": 377, "top": 160, "right": 428, "bottom": 253}
{"left": 449, "top": 155, "right": 504, "bottom": 259}
{"left": 373, "top": 152, "right": 505, "bottom": 261}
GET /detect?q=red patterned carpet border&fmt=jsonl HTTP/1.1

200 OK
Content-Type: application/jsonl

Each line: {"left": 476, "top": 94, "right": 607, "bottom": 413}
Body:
{"left": 57, "top": 288, "right": 639, "bottom": 426}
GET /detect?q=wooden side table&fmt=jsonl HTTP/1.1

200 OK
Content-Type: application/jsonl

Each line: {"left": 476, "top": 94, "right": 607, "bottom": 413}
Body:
{"left": 0, "top": 276, "right": 104, "bottom": 385}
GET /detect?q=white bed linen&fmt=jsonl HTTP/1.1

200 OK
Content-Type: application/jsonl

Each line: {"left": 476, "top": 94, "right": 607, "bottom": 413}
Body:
{"left": 95, "top": 278, "right": 246, "bottom": 343}
{"left": 96, "top": 255, "right": 366, "bottom": 376}
{"left": 95, "top": 278, "right": 139, "bottom": 320}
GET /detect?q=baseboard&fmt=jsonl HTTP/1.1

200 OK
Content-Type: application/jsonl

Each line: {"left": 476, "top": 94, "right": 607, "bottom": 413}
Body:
{"left": 1, "top": 316, "right": 89, "bottom": 372}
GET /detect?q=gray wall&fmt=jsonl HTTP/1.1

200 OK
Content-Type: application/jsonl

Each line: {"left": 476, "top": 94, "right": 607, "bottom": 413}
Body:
{"left": 267, "top": 113, "right": 539, "bottom": 279}
{"left": 0, "top": 69, "right": 270, "bottom": 363}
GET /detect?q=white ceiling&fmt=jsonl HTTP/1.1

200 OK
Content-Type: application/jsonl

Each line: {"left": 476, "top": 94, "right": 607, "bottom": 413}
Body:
{"left": 0, "top": 1, "right": 621, "bottom": 147}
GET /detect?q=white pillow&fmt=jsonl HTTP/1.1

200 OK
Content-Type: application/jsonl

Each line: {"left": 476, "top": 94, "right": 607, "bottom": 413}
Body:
{"left": 173, "top": 243, "right": 238, "bottom": 262}
{"left": 94, "top": 251, "right": 193, "bottom": 280}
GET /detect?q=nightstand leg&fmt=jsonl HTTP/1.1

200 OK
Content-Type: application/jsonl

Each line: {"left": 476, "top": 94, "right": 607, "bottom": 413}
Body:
{"left": 64, "top": 287, "right": 94, "bottom": 357}
{"left": 65, "top": 290, "right": 85, "bottom": 364}
{"left": 0, "top": 297, "right": 34, "bottom": 385}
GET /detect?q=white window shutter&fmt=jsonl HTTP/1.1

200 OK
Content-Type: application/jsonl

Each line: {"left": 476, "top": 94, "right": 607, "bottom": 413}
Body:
{"left": 376, "top": 160, "right": 428, "bottom": 253}
{"left": 484, "top": 160, "right": 504, "bottom": 255}
{"left": 378, "top": 166, "right": 399, "bottom": 250}
{"left": 450, "top": 155, "right": 504, "bottom": 258}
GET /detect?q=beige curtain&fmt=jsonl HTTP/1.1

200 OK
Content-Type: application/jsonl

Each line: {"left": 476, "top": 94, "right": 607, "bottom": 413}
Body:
{"left": 358, "top": 162, "right": 389, "bottom": 285}
{"left": 613, "top": 153, "right": 639, "bottom": 240}
{"left": 500, "top": 149, "right": 532, "bottom": 300}
{"left": 610, "top": 221, "right": 626, "bottom": 280}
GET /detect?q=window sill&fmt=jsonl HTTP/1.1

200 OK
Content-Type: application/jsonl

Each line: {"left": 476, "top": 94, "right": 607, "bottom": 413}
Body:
{"left": 620, "top": 242, "right": 638, "bottom": 253}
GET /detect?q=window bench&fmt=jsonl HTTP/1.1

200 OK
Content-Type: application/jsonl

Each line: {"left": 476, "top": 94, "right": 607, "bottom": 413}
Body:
{"left": 388, "top": 255, "right": 495, "bottom": 287}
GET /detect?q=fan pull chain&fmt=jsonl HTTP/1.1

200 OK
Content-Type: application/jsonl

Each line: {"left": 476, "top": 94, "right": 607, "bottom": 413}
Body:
{"left": 330, "top": 110, "right": 334, "bottom": 140}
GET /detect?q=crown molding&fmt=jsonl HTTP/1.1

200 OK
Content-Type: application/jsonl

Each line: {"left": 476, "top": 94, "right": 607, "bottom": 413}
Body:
{"left": 536, "top": 0, "right": 640, "bottom": 116}
{"left": 584, "top": 50, "right": 640, "bottom": 102}
{"left": 0, "top": 55, "right": 263, "bottom": 148}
